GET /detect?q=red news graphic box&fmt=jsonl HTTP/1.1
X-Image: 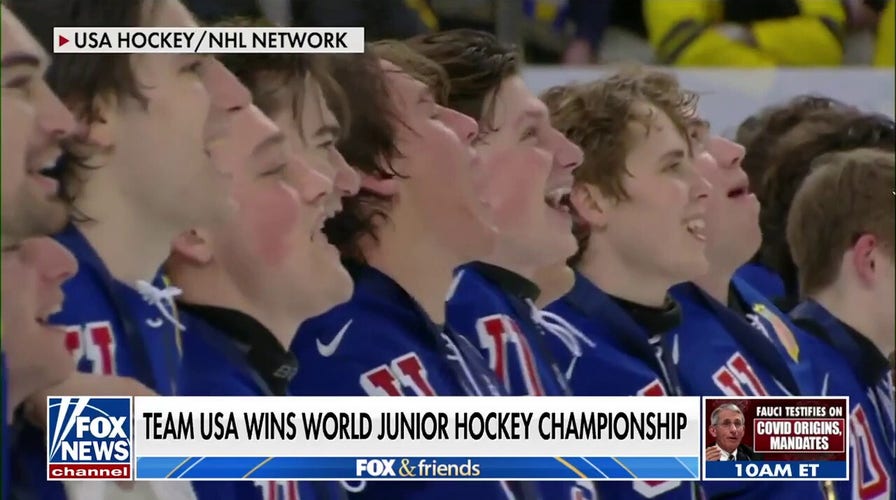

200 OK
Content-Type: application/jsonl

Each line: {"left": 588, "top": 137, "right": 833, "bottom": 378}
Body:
{"left": 705, "top": 398, "right": 847, "bottom": 462}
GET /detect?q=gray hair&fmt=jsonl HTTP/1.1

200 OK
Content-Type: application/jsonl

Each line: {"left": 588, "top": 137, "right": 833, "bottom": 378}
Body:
{"left": 711, "top": 404, "right": 744, "bottom": 426}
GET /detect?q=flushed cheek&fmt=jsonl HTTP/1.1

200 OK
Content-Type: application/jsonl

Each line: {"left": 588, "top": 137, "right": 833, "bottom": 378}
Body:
{"left": 242, "top": 187, "right": 301, "bottom": 266}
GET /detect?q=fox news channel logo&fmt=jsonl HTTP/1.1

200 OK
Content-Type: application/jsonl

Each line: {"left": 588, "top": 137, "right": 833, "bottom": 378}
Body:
{"left": 47, "top": 397, "right": 133, "bottom": 480}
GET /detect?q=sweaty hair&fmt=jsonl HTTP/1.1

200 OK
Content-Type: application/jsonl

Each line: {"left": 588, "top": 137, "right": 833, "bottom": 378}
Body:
{"left": 372, "top": 39, "right": 450, "bottom": 105}
{"left": 404, "top": 29, "right": 520, "bottom": 128}
{"left": 316, "top": 44, "right": 430, "bottom": 263}
{"left": 543, "top": 67, "right": 697, "bottom": 266}
{"left": 737, "top": 94, "right": 853, "bottom": 192}
{"left": 7, "top": 0, "right": 163, "bottom": 212}
{"left": 213, "top": 17, "right": 348, "bottom": 137}
{"left": 757, "top": 111, "right": 895, "bottom": 301}
{"left": 787, "top": 148, "right": 895, "bottom": 296}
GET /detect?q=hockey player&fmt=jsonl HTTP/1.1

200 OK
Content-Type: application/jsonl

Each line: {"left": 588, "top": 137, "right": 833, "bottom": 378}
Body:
{"left": 290, "top": 42, "right": 541, "bottom": 499}
{"left": 0, "top": 4, "right": 77, "bottom": 419}
{"left": 732, "top": 95, "right": 854, "bottom": 302}
{"left": 669, "top": 124, "right": 822, "bottom": 397}
{"left": 1, "top": 8, "right": 78, "bottom": 500}
{"left": 542, "top": 69, "right": 708, "bottom": 500}
{"left": 667, "top": 120, "right": 832, "bottom": 499}
{"left": 405, "top": 30, "right": 595, "bottom": 500}
{"left": 0, "top": 7, "right": 75, "bottom": 247}
{"left": 6, "top": 0, "right": 251, "bottom": 497}
{"left": 168, "top": 37, "right": 361, "bottom": 500}
{"left": 788, "top": 149, "right": 895, "bottom": 500}
{"left": 740, "top": 106, "right": 894, "bottom": 309}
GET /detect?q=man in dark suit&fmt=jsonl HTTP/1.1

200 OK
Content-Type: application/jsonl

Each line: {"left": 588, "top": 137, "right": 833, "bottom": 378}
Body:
{"left": 705, "top": 403, "right": 761, "bottom": 461}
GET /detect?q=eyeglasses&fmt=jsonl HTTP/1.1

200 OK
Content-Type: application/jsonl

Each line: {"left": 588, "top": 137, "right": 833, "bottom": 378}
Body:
{"left": 714, "top": 421, "right": 744, "bottom": 429}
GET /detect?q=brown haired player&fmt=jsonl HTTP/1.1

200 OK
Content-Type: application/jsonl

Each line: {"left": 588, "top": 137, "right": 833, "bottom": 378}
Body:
{"left": 6, "top": 0, "right": 255, "bottom": 498}
{"left": 788, "top": 148, "right": 895, "bottom": 500}
{"left": 541, "top": 69, "right": 709, "bottom": 500}
{"left": 735, "top": 106, "right": 894, "bottom": 308}
{"left": 290, "top": 41, "right": 544, "bottom": 500}
{"left": 405, "top": 29, "right": 594, "bottom": 500}
{"left": 167, "top": 18, "right": 362, "bottom": 499}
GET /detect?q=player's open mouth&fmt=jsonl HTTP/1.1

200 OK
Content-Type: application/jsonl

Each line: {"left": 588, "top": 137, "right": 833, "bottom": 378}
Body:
{"left": 36, "top": 303, "right": 62, "bottom": 326}
{"left": 726, "top": 174, "right": 753, "bottom": 200}
{"left": 545, "top": 187, "right": 572, "bottom": 213}
{"left": 26, "top": 163, "right": 62, "bottom": 195}
{"left": 311, "top": 204, "right": 342, "bottom": 242}
{"left": 684, "top": 217, "right": 706, "bottom": 241}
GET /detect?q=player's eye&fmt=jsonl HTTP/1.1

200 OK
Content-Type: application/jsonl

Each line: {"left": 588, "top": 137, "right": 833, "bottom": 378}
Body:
{"left": 663, "top": 162, "right": 682, "bottom": 172}
{"left": 520, "top": 126, "right": 537, "bottom": 141}
{"left": 181, "top": 58, "right": 203, "bottom": 75}
{"left": 3, "top": 75, "right": 34, "bottom": 98}
{"left": 1, "top": 243, "right": 22, "bottom": 254}
{"left": 261, "top": 163, "right": 288, "bottom": 178}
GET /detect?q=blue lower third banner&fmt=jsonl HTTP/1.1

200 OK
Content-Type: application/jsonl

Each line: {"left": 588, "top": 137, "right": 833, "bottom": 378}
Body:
{"left": 136, "top": 456, "right": 700, "bottom": 480}
{"left": 704, "top": 461, "right": 847, "bottom": 481}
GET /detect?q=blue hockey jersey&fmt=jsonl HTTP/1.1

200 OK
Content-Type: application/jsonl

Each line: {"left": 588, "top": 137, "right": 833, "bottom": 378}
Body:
{"left": 730, "top": 277, "right": 823, "bottom": 396}
{"left": 10, "top": 223, "right": 183, "bottom": 500}
{"left": 791, "top": 300, "right": 895, "bottom": 500}
{"left": 670, "top": 280, "right": 829, "bottom": 499}
{"left": 291, "top": 262, "right": 541, "bottom": 500}
{"left": 734, "top": 263, "right": 785, "bottom": 306}
{"left": 447, "top": 262, "right": 572, "bottom": 397}
{"left": 177, "top": 304, "right": 345, "bottom": 500}
{"left": 544, "top": 271, "right": 701, "bottom": 500}
{"left": 669, "top": 281, "right": 806, "bottom": 398}
{"left": 446, "top": 262, "right": 596, "bottom": 500}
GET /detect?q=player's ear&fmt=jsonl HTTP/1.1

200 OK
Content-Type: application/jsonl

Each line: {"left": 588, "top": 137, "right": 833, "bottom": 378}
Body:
{"left": 570, "top": 183, "right": 609, "bottom": 229}
{"left": 171, "top": 229, "right": 214, "bottom": 265}
{"left": 708, "top": 425, "right": 718, "bottom": 440}
{"left": 360, "top": 173, "right": 398, "bottom": 196}
{"left": 849, "top": 233, "right": 879, "bottom": 287}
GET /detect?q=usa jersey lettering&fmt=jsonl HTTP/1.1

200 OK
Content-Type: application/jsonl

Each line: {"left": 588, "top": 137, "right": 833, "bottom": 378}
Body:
{"left": 447, "top": 264, "right": 593, "bottom": 500}
{"left": 475, "top": 315, "right": 543, "bottom": 395}
{"left": 360, "top": 353, "right": 436, "bottom": 396}
{"left": 851, "top": 405, "right": 892, "bottom": 500}
{"left": 447, "top": 264, "right": 570, "bottom": 398}
{"left": 791, "top": 299, "right": 895, "bottom": 500}
{"left": 50, "top": 225, "right": 182, "bottom": 392}
{"left": 544, "top": 272, "right": 697, "bottom": 500}
{"left": 711, "top": 352, "right": 769, "bottom": 396}
{"left": 64, "top": 322, "right": 116, "bottom": 375}
{"left": 256, "top": 481, "right": 299, "bottom": 500}
{"left": 669, "top": 282, "right": 802, "bottom": 398}
{"left": 670, "top": 281, "right": 829, "bottom": 499}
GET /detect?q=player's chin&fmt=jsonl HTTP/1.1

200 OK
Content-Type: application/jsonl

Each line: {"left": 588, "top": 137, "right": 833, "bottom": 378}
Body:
{"left": 314, "top": 264, "right": 354, "bottom": 314}
{"left": 669, "top": 252, "right": 709, "bottom": 283}
{"left": 37, "top": 320, "right": 68, "bottom": 338}
{"left": 547, "top": 231, "right": 577, "bottom": 264}
{"left": 455, "top": 216, "right": 498, "bottom": 261}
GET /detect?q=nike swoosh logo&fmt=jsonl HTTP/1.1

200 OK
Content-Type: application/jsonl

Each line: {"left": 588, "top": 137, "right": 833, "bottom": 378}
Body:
{"left": 316, "top": 319, "right": 353, "bottom": 357}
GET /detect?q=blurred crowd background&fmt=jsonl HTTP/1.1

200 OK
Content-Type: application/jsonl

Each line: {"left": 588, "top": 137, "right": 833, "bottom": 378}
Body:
{"left": 182, "top": 0, "right": 895, "bottom": 147}
{"left": 185, "top": 0, "right": 894, "bottom": 66}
